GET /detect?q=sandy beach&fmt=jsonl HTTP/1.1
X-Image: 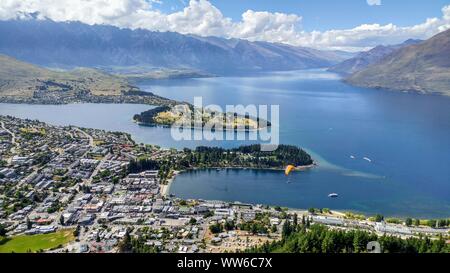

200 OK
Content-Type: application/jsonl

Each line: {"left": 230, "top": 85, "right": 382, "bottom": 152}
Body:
{"left": 160, "top": 170, "right": 180, "bottom": 197}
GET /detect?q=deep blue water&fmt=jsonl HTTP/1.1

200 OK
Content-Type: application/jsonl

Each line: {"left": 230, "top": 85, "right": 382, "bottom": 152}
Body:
{"left": 1, "top": 70, "right": 449, "bottom": 217}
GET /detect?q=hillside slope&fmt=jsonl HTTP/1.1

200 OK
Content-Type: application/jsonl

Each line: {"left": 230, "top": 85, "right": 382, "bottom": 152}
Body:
{"left": 0, "top": 55, "right": 134, "bottom": 97}
{"left": 328, "top": 39, "right": 422, "bottom": 75}
{"left": 0, "top": 54, "right": 172, "bottom": 105}
{"left": 347, "top": 29, "right": 450, "bottom": 96}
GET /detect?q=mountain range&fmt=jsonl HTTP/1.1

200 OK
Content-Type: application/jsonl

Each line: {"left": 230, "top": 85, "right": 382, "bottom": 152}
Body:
{"left": 1, "top": 19, "right": 449, "bottom": 96}
{"left": 347, "top": 29, "right": 450, "bottom": 96}
{"left": 0, "top": 19, "right": 351, "bottom": 75}
{"left": 328, "top": 39, "right": 423, "bottom": 75}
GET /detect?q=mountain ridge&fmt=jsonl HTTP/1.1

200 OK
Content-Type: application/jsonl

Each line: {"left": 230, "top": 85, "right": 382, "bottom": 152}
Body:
{"left": 0, "top": 19, "right": 351, "bottom": 75}
{"left": 328, "top": 39, "right": 423, "bottom": 75}
{"left": 346, "top": 29, "right": 450, "bottom": 96}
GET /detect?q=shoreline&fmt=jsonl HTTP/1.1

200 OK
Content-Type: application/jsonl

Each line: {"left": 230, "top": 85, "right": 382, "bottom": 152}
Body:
{"left": 134, "top": 120, "right": 269, "bottom": 132}
{"left": 161, "top": 170, "right": 180, "bottom": 197}
{"left": 161, "top": 165, "right": 450, "bottom": 220}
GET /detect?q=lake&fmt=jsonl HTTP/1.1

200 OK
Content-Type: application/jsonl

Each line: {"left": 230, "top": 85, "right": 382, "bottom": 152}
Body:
{"left": 1, "top": 69, "right": 449, "bottom": 218}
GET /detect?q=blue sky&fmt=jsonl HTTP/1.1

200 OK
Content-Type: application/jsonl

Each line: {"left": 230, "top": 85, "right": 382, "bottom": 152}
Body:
{"left": 156, "top": 0, "right": 450, "bottom": 31}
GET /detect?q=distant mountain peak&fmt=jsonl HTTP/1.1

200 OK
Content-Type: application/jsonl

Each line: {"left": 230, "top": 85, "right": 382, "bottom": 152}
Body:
{"left": 328, "top": 39, "right": 423, "bottom": 75}
{"left": 401, "top": 38, "right": 423, "bottom": 45}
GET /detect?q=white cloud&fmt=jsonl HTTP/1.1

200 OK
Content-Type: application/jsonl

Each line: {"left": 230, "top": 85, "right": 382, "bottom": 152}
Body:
{"left": 367, "top": 0, "right": 381, "bottom": 6}
{"left": 165, "top": 0, "right": 233, "bottom": 36}
{"left": 443, "top": 5, "right": 450, "bottom": 21}
{"left": 232, "top": 10, "right": 301, "bottom": 43}
{"left": 0, "top": 0, "right": 153, "bottom": 23}
{"left": 0, "top": 0, "right": 449, "bottom": 51}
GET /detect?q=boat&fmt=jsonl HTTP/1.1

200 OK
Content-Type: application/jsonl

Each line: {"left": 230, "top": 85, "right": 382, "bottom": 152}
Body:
{"left": 350, "top": 155, "right": 355, "bottom": 159}
{"left": 328, "top": 193, "right": 339, "bottom": 198}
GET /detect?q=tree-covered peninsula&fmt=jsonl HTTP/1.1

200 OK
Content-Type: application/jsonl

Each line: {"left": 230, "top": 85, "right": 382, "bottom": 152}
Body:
{"left": 128, "top": 144, "right": 314, "bottom": 180}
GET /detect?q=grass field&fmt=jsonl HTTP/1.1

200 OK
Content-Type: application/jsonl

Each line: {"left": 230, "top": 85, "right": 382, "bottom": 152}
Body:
{"left": 0, "top": 229, "right": 75, "bottom": 253}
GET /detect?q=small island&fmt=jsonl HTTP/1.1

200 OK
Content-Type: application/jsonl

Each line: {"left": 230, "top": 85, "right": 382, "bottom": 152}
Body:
{"left": 133, "top": 105, "right": 271, "bottom": 131}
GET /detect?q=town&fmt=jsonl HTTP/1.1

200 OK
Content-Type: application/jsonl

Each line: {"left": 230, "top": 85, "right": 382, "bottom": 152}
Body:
{"left": 0, "top": 115, "right": 448, "bottom": 253}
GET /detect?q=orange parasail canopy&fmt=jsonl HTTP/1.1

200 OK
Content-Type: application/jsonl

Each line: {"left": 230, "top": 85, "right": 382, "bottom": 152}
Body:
{"left": 285, "top": 165, "right": 296, "bottom": 176}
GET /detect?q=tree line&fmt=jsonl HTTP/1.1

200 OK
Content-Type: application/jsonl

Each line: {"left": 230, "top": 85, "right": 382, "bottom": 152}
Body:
{"left": 127, "top": 144, "right": 313, "bottom": 183}
{"left": 176, "top": 144, "right": 313, "bottom": 169}
{"left": 245, "top": 219, "right": 449, "bottom": 253}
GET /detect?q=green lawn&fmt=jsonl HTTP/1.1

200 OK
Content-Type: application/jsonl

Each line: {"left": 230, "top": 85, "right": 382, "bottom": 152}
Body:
{"left": 0, "top": 229, "right": 75, "bottom": 253}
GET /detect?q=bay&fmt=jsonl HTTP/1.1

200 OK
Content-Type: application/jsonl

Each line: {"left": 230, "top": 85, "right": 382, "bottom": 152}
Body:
{"left": 1, "top": 69, "right": 449, "bottom": 217}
